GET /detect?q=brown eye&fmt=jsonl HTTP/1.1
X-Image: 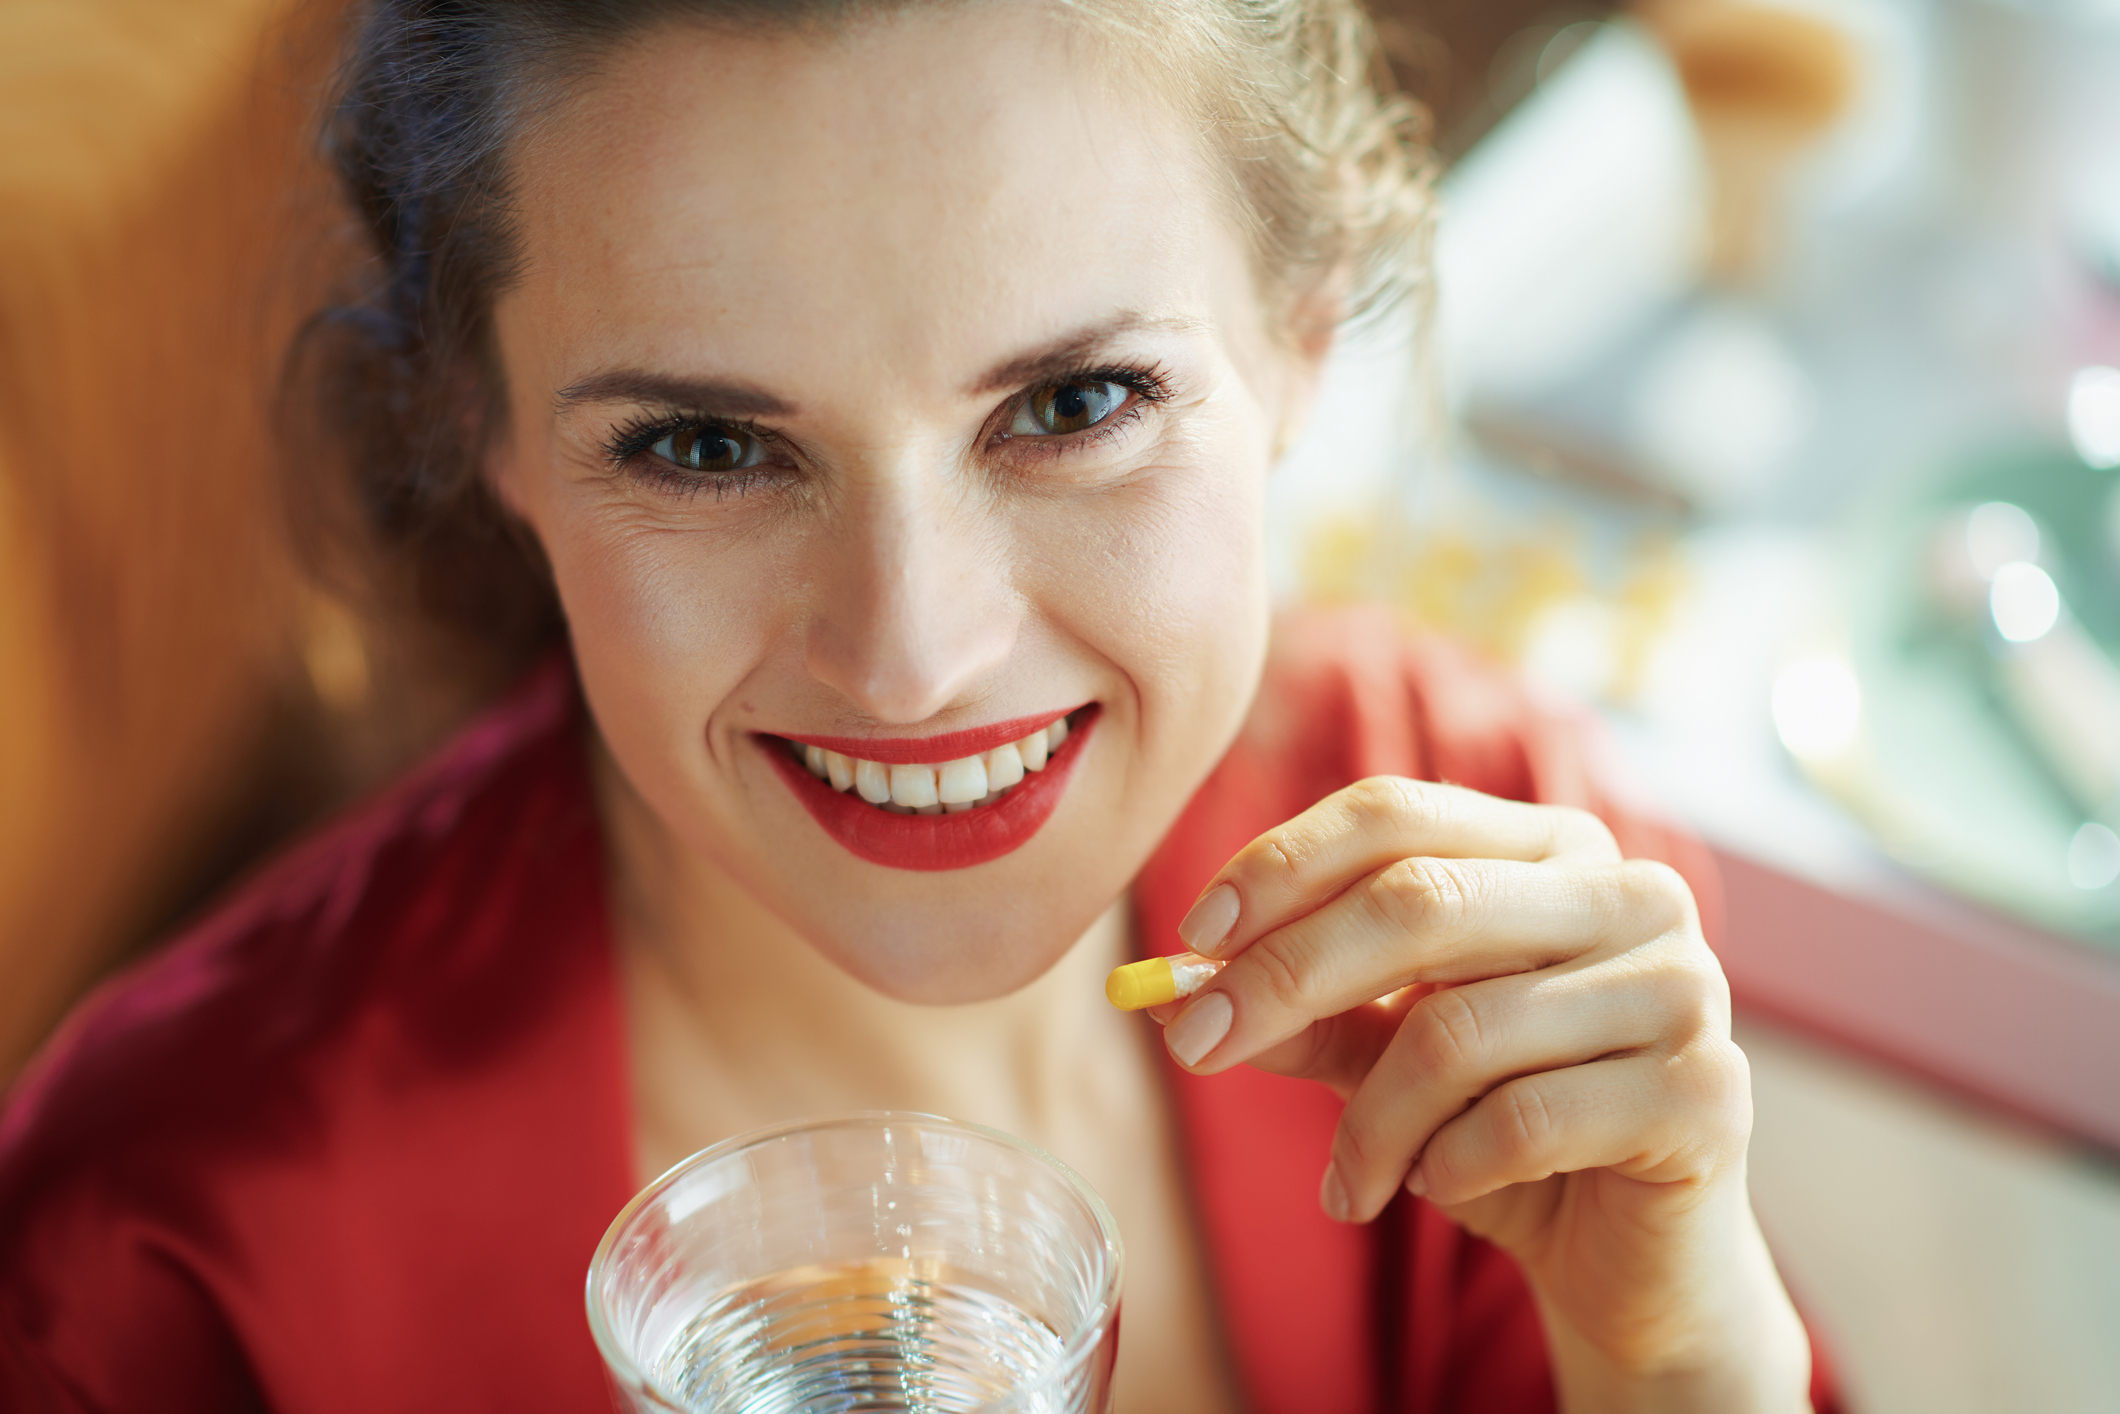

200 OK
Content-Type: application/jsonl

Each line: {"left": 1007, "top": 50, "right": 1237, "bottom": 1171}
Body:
{"left": 651, "top": 424, "right": 765, "bottom": 472}
{"left": 1011, "top": 379, "right": 1129, "bottom": 436}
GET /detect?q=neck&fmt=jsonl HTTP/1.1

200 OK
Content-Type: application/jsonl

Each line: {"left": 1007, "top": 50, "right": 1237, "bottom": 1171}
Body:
{"left": 595, "top": 738, "right": 1134, "bottom": 1136}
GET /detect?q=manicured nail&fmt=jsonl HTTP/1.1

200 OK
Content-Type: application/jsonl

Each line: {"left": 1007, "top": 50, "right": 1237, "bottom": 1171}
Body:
{"left": 1405, "top": 1166, "right": 1429, "bottom": 1198}
{"left": 1177, "top": 884, "right": 1240, "bottom": 956}
{"left": 1320, "top": 1163, "right": 1352, "bottom": 1222}
{"left": 1166, "top": 991, "right": 1232, "bottom": 1067}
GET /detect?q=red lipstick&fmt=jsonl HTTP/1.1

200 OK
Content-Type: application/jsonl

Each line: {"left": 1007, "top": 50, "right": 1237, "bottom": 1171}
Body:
{"left": 763, "top": 707, "right": 1098, "bottom": 871}
{"left": 781, "top": 707, "right": 1077, "bottom": 765}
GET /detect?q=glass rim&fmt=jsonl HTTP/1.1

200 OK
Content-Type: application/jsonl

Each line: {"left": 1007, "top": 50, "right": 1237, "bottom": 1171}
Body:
{"left": 585, "top": 1109, "right": 1126, "bottom": 1412}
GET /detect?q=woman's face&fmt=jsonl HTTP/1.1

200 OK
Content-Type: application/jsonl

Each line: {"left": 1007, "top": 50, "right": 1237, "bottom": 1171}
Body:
{"left": 488, "top": 4, "right": 1319, "bottom": 1003}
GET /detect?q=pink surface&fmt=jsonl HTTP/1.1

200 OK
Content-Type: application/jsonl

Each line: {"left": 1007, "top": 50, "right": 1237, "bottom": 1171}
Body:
{"left": 1715, "top": 850, "right": 2120, "bottom": 1151}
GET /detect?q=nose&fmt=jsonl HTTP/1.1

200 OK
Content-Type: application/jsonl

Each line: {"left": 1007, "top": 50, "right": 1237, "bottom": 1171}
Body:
{"left": 803, "top": 457, "right": 1020, "bottom": 725}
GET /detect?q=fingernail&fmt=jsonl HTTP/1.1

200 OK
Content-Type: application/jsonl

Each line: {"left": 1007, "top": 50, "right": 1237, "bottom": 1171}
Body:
{"left": 1320, "top": 1163, "right": 1352, "bottom": 1223}
{"left": 1166, "top": 991, "right": 1232, "bottom": 1067}
{"left": 1405, "top": 1166, "right": 1429, "bottom": 1198}
{"left": 1177, "top": 884, "right": 1240, "bottom": 956}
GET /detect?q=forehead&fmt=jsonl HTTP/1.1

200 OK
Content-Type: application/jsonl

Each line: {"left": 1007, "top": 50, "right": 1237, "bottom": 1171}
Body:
{"left": 503, "top": 5, "right": 1253, "bottom": 394}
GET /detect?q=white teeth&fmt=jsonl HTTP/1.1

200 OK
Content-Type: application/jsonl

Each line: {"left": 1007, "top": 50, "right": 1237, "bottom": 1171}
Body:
{"left": 888, "top": 763, "right": 940, "bottom": 808}
{"left": 854, "top": 757, "right": 892, "bottom": 804}
{"left": 787, "top": 712, "right": 1078, "bottom": 816}
{"left": 1019, "top": 727, "right": 1048, "bottom": 772}
{"left": 984, "top": 742, "right": 1025, "bottom": 790}
{"left": 936, "top": 756, "right": 988, "bottom": 805}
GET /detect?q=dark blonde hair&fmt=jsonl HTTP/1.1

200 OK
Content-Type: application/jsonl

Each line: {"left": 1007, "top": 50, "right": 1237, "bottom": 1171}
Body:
{"left": 291, "top": 0, "right": 1433, "bottom": 661}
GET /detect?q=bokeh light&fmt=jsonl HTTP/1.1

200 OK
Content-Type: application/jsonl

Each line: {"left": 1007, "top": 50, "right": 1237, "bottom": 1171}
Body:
{"left": 1772, "top": 655, "right": 1861, "bottom": 762}
{"left": 2067, "top": 822, "right": 2120, "bottom": 891}
{"left": 2068, "top": 366, "right": 2120, "bottom": 469}
{"left": 1989, "top": 562, "right": 2061, "bottom": 643}
{"left": 1965, "top": 502, "right": 2040, "bottom": 581}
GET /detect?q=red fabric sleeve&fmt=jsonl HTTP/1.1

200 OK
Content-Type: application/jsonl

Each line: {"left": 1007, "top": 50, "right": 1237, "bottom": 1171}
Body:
{"left": 1, "top": 1316, "right": 89, "bottom": 1414}
{"left": 0, "top": 659, "right": 631, "bottom": 1414}
{"left": 0, "top": 1187, "right": 269, "bottom": 1414}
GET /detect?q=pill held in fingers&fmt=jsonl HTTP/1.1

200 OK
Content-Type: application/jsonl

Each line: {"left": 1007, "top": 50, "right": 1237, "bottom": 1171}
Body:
{"left": 1105, "top": 954, "right": 1223, "bottom": 1011}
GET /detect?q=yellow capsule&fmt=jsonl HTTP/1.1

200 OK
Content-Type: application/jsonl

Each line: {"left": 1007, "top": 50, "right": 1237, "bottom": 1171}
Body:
{"left": 1105, "top": 955, "right": 1221, "bottom": 1011}
{"left": 1106, "top": 957, "right": 1178, "bottom": 1010}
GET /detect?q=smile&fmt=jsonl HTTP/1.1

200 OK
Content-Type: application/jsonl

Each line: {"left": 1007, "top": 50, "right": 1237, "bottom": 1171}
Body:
{"left": 761, "top": 706, "right": 1098, "bottom": 871}
{"left": 785, "top": 713, "right": 1073, "bottom": 814}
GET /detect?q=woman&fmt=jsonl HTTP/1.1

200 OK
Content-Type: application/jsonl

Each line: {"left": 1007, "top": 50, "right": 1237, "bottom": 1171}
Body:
{"left": 0, "top": 1, "right": 1833, "bottom": 1410}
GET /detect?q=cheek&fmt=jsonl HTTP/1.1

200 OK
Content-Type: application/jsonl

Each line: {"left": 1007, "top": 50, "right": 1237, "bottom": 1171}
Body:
{"left": 1021, "top": 431, "right": 1271, "bottom": 737}
{"left": 1145, "top": 473, "right": 1270, "bottom": 732}
{"left": 533, "top": 496, "right": 790, "bottom": 760}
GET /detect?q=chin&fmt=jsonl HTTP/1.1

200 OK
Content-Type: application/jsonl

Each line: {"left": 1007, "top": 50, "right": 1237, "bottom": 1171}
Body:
{"left": 718, "top": 706, "right": 1150, "bottom": 1004}
{"left": 798, "top": 891, "right": 1105, "bottom": 1005}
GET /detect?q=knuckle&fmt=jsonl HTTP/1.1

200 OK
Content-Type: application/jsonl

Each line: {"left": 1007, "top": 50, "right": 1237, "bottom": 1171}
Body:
{"left": 1415, "top": 1126, "right": 1465, "bottom": 1194}
{"left": 1642, "top": 965, "right": 1714, "bottom": 1039}
{"left": 1661, "top": 1042, "right": 1754, "bottom": 1161}
{"left": 1244, "top": 936, "right": 1318, "bottom": 1012}
{"left": 1637, "top": 940, "right": 1728, "bottom": 1033}
{"left": 1367, "top": 856, "right": 1473, "bottom": 938}
{"left": 1345, "top": 775, "right": 1443, "bottom": 834}
{"left": 1492, "top": 1078, "right": 1559, "bottom": 1163}
{"left": 1549, "top": 804, "right": 1620, "bottom": 860}
{"left": 1332, "top": 1107, "right": 1387, "bottom": 1177}
{"left": 1406, "top": 987, "right": 1488, "bottom": 1079}
{"left": 1243, "top": 830, "right": 1308, "bottom": 893}
{"left": 1616, "top": 859, "right": 1696, "bottom": 933}
{"left": 1681, "top": 1038, "right": 1752, "bottom": 1113}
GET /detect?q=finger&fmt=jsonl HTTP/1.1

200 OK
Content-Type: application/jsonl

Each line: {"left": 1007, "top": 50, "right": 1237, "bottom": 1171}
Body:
{"left": 1168, "top": 858, "right": 1698, "bottom": 1074}
{"left": 1317, "top": 943, "right": 1719, "bottom": 1219}
{"left": 1177, "top": 778, "right": 1621, "bottom": 960}
{"left": 1405, "top": 1044, "right": 1751, "bottom": 1211}
{"left": 1231, "top": 984, "right": 1427, "bottom": 1099}
{"left": 1153, "top": 985, "right": 1423, "bottom": 1100}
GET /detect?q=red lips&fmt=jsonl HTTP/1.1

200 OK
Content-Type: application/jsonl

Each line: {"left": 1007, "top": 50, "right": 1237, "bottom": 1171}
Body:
{"left": 762, "top": 706, "right": 1098, "bottom": 871}
{"left": 781, "top": 707, "right": 1074, "bottom": 765}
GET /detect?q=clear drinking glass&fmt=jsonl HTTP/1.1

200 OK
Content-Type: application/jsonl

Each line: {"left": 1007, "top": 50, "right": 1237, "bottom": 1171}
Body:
{"left": 586, "top": 1113, "right": 1124, "bottom": 1414}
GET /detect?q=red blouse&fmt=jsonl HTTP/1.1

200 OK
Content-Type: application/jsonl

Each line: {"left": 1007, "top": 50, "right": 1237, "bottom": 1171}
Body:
{"left": 0, "top": 608, "right": 1835, "bottom": 1413}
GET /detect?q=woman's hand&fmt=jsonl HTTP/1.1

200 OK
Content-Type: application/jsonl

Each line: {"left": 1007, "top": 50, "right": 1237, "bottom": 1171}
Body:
{"left": 1147, "top": 778, "right": 1814, "bottom": 1413}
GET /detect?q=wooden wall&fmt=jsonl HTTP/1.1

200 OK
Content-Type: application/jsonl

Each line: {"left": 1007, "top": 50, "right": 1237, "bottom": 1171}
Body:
{"left": 0, "top": 0, "right": 361, "bottom": 1079}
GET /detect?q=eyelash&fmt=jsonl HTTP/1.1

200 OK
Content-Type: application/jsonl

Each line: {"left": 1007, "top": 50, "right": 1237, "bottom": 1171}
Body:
{"left": 598, "top": 361, "right": 1175, "bottom": 495}
{"left": 600, "top": 411, "right": 778, "bottom": 501}
{"left": 1000, "top": 363, "right": 1173, "bottom": 456}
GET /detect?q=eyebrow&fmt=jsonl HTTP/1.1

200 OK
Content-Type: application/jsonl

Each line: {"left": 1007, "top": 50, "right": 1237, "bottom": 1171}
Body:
{"left": 553, "top": 372, "right": 793, "bottom": 418}
{"left": 966, "top": 312, "right": 1211, "bottom": 396}
{"left": 551, "top": 312, "right": 1210, "bottom": 419}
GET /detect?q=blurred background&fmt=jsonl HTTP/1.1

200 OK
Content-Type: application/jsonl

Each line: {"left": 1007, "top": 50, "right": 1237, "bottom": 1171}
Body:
{"left": 2, "top": 0, "right": 2116, "bottom": 1409}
